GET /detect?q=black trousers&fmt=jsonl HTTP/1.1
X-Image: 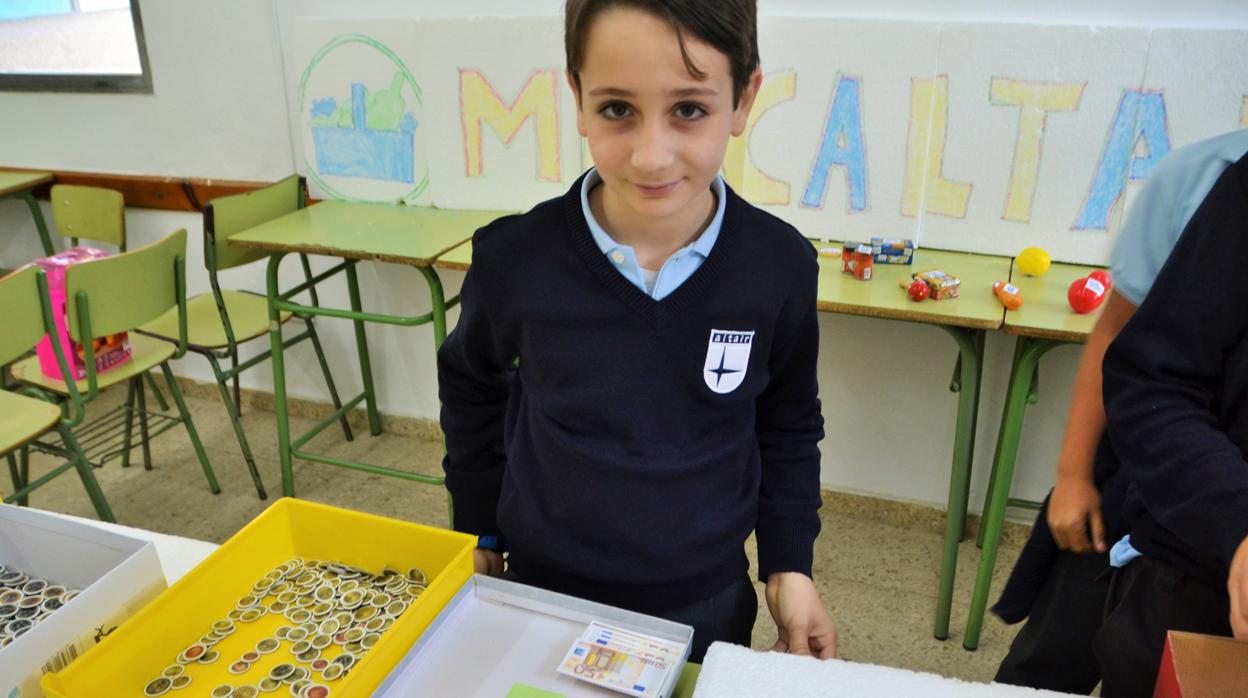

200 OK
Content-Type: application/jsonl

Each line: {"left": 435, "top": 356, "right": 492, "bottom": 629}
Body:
{"left": 994, "top": 550, "right": 1110, "bottom": 694}
{"left": 502, "top": 568, "right": 756, "bottom": 664}
{"left": 1093, "top": 556, "right": 1232, "bottom": 698}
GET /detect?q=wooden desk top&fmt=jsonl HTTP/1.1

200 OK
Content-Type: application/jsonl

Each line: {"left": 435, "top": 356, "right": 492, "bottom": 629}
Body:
{"left": 1005, "top": 261, "right": 1107, "bottom": 343}
{"left": 0, "top": 170, "right": 52, "bottom": 197}
{"left": 435, "top": 237, "right": 473, "bottom": 271}
{"left": 229, "top": 200, "right": 508, "bottom": 267}
{"left": 814, "top": 243, "right": 1010, "bottom": 331}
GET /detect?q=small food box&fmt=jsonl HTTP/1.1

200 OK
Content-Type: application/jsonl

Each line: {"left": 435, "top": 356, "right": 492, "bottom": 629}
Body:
{"left": 1153, "top": 630, "right": 1248, "bottom": 698}
{"left": 841, "top": 242, "right": 874, "bottom": 280}
{"left": 870, "top": 238, "right": 914, "bottom": 265}
{"left": 32, "top": 247, "right": 132, "bottom": 381}
{"left": 375, "top": 575, "right": 695, "bottom": 698}
{"left": 41, "top": 498, "right": 476, "bottom": 698}
{"left": 914, "top": 270, "right": 961, "bottom": 300}
{"left": 0, "top": 505, "right": 165, "bottom": 698}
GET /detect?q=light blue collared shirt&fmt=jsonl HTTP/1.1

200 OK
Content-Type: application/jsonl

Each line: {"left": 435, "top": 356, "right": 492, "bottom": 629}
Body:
{"left": 580, "top": 168, "right": 725, "bottom": 300}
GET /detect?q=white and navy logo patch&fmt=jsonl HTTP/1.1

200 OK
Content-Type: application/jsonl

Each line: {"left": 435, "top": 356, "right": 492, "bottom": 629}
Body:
{"left": 703, "top": 329, "right": 755, "bottom": 394}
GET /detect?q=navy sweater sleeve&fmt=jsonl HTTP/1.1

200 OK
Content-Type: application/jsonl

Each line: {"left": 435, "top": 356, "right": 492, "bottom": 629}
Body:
{"left": 437, "top": 226, "right": 516, "bottom": 538}
{"left": 1102, "top": 155, "right": 1248, "bottom": 567}
{"left": 754, "top": 240, "right": 825, "bottom": 581}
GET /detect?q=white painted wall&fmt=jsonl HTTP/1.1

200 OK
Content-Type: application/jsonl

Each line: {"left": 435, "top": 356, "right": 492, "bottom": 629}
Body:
{"left": 3, "top": 0, "right": 1246, "bottom": 516}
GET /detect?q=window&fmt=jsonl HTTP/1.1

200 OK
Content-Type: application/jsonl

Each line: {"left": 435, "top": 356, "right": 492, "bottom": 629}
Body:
{"left": 0, "top": 0, "right": 152, "bottom": 93}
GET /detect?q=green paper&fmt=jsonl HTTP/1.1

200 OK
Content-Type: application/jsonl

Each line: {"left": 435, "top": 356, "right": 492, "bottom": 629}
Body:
{"left": 505, "top": 683, "right": 566, "bottom": 698}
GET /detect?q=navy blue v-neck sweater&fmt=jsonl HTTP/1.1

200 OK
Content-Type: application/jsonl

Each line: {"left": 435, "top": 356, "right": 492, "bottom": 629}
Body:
{"left": 438, "top": 174, "right": 825, "bottom": 613}
{"left": 1103, "top": 153, "right": 1248, "bottom": 587}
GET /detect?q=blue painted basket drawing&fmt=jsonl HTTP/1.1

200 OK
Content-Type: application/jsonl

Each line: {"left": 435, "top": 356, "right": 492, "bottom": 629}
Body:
{"left": 312, "top": 83, "right": 417, "bottom": 183}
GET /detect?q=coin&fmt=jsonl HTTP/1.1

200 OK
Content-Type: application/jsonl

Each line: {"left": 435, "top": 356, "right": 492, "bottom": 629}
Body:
{"left": 229, "top": 660, "right": 251, "bottom": 675}
{"left": 198, "top": 650, "right": 221, "bottom": 664}
{"left": 171, "top": 675, "right": 192, "bottom": 690}
{"left": 143, "top": 678, "right": 172, "bottom": 696}
{"left": 210, "top": 685, "right": 234, "bottom": 698}
{"left": 269, "top": 663, "right": 296, "bottom": 681}
{"left": 258, "top": 677, "right": 282, "bottom": 693}
{"left": 257, "top": 638, "right": 280, "bottom": 654}
{"left": 161, "top": 664, "right": 185, "bottom": 679}
{"left": 304, "top": 685, "right": 331, "bottom": 698}
{"left": 235, "top": 687, "right": 259, "bottom": 698}
{"left": 320, "top": 663, "right": 344, "bottom": 681}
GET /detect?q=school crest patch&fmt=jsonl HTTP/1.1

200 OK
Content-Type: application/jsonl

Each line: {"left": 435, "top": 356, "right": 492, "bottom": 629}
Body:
{"left": 703, "top": 329, "right": 755, "bottom": 394}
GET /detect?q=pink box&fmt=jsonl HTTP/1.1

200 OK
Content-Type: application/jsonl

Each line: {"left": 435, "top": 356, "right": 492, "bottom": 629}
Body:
{"left": 33, "top": 247, "right": 132, "bottom": 381}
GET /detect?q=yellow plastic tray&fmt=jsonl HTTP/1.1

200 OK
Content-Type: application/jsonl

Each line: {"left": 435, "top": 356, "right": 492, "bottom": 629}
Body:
{"left": 42, "top": 498, "right": 475, "bottom": 697}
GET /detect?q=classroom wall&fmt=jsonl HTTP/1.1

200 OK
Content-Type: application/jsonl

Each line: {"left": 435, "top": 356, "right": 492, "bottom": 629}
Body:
{"left": 3, "top": 0, "right": 1247, "bottom": 518}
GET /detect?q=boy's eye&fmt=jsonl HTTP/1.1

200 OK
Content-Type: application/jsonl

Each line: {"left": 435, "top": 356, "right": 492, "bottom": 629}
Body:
{"left": 673, "top": 103, "right": 707, "bottom": 120}
{"left": 599, "top": 102, "right": 631, "bottom": 120}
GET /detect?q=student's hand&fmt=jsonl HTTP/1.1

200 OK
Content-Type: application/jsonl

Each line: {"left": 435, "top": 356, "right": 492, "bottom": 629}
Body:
{"left": 1048, "top": 477, "right": 1107, "bottom": 553}
{"left": 473, "top": 548, "right": 503, "bottom": 576}
{"left": 765, "top": 572, "right": 837, "bottom": 659}
{"left": 1230, "top": 536, "right": 1248, "bottom": 640}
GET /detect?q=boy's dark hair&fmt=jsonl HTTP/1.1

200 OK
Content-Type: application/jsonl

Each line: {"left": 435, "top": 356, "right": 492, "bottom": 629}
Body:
{"left": 565, "top": 0, "right": 759, "bottom": 106}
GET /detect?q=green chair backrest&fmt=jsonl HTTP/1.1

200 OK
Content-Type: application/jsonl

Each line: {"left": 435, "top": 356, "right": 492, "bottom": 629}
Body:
{"left": 0, "top": 266, "right": 50, "bottom": 367}
{"left": 50, "top": 184, "right": 126, "bottom": 250}
{"left": 65, "top": 229, "right": 186, "bottom": 344}
{"left": 205, "top": 175, "right": 302, "bottom": 271}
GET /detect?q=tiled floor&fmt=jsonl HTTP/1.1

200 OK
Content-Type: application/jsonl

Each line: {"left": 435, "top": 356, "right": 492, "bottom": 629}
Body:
{"left": 13, "top": 381, "right": 1026, "bottom": 683}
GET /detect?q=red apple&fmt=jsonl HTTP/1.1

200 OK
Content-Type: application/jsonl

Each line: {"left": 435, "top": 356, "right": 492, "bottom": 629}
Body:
{"left": 1068, "top": 275, "right": 1108, "bottom": 314}
{"left": 908, "top": 279, "right": 930, "bottom": 302}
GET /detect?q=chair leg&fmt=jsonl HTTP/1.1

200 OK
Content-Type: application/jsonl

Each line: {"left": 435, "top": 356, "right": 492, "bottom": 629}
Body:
{"left": 230, "top": 349, "right": 242, "bottom": 416}
{"left": 144, "top": 370, "right": 170, "bottom": 412}
{"left": 59, "top": 425, "right": 116, "bottom": 523}
{"left": 304, "top": 316, "right": 353, "bottom": 442}
{"left": 17, "top": 447, "right": 30, "bottom": 506}
{"left": 208, "top": 356, "right": 267, "bottom": 500}
{"left": 161, "top": 363, "right": 221, "bottom": 494}
{"left": 136, "top": 375, "right": 153, "bottom": 471}
{"left": 6, "top": 452, "right": 24, "bottom": 507}
{"left": 121, "top": 377, "right": 137, "bottom": 468}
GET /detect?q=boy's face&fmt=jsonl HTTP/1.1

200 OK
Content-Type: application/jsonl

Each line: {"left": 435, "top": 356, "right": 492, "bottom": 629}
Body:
{"left": 570, "top": 7, "right": 761, "bottom": 238}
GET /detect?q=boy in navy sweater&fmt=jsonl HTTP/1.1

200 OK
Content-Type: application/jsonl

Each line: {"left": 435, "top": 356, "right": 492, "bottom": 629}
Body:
{"left": 438, "top": 0, "right": 836, "bottom": 663}
{"left": 1095, "top": 153, "right": 1248, "bottom": 695}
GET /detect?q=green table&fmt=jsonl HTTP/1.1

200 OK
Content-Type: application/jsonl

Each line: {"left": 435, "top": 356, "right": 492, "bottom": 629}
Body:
{"left": 0, "top": 170, "right": 55, "bottom": 258}
{"left": 960, "top": 261, "right": 1105, "bottom": 649}
{"left": 230, "top": 200, "right": 508, "bottom": 509}
{"left": 810, "top": 244, "right": 1010, "bottom": 642}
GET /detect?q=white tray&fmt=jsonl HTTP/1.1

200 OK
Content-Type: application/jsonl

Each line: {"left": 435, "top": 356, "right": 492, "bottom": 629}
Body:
{"left": 375, "top": 575, "right": 694, "bottom": 697}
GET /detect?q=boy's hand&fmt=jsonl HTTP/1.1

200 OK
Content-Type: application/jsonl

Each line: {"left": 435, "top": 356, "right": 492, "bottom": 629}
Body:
{"left": 1230, "top": 536, "right": 1248, "bottom": 640}
{"left": 473, "top": 548, "right": 503, "bottom": 576}
{"left": 765, "top": 572, "right": 837, "bottom": 659}
{"left": 1048, "top": 477, "right": 1106, "bottom": 553}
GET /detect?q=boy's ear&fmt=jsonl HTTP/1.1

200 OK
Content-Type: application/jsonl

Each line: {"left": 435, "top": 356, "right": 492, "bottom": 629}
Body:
{"left": 731, "top": 67, "right": 764, "bottom": 137}
{"left": 567, "top": 70, "right": 588, "bottom": 137}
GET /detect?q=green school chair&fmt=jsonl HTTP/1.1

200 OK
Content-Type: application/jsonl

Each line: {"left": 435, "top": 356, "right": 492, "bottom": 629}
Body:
{"left": 9, "top": 229, "right": 222, "bottom": 501}
{"left": 49, "top": 184, "right": 171, "bottom": 470}
{"left": 137, "top": 176, "right": 352, "bottom": 501}
{"left": 1, "top": 266, "right": 114, "bottom": 522}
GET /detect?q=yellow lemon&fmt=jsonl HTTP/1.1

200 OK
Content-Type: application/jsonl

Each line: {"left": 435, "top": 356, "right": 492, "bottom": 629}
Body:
{"left": 1017, "top": 247, "right": 1051, "bottom": 277}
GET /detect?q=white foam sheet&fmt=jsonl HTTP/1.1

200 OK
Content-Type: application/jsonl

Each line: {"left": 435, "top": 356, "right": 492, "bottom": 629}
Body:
{"left": 693, "top": 642, "right": 1080, "bottom": 698}
{"left": 376, "top": 575, "right": 694, "bottom": 698}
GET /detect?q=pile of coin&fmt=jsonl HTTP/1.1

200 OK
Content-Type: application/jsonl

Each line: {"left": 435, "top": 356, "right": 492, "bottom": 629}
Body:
{"left": 0, "top": 564, "right": 81, "bottom": 649}
{"left": 144, "top": 558, "right": 428, "bottom": 697}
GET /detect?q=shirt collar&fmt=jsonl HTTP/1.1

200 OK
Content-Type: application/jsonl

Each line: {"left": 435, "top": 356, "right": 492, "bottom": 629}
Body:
{"left": 580, "top": 167, "right": 725, "bottom": 260}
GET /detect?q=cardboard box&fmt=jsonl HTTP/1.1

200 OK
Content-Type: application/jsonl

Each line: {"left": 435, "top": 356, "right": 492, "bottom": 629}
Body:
{"left": 376, "top": 575, "right": 695, "bottom": 698}
{"left": 0, "top": 505, "right": 166, "bottom": 698}
{"left": 1154, "top": 630, "right": 1248, "bottom": 698}
{"left": 870, "top": 237, "right": 914, "bottom": 265}
{"left": 41, "top": 498, "right": 476, "bottom": 698}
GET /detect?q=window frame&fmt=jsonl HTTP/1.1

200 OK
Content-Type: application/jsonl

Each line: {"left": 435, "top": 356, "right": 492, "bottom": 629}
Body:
{"left": 0, "top": 0, "right": 153, "bottom": 94}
